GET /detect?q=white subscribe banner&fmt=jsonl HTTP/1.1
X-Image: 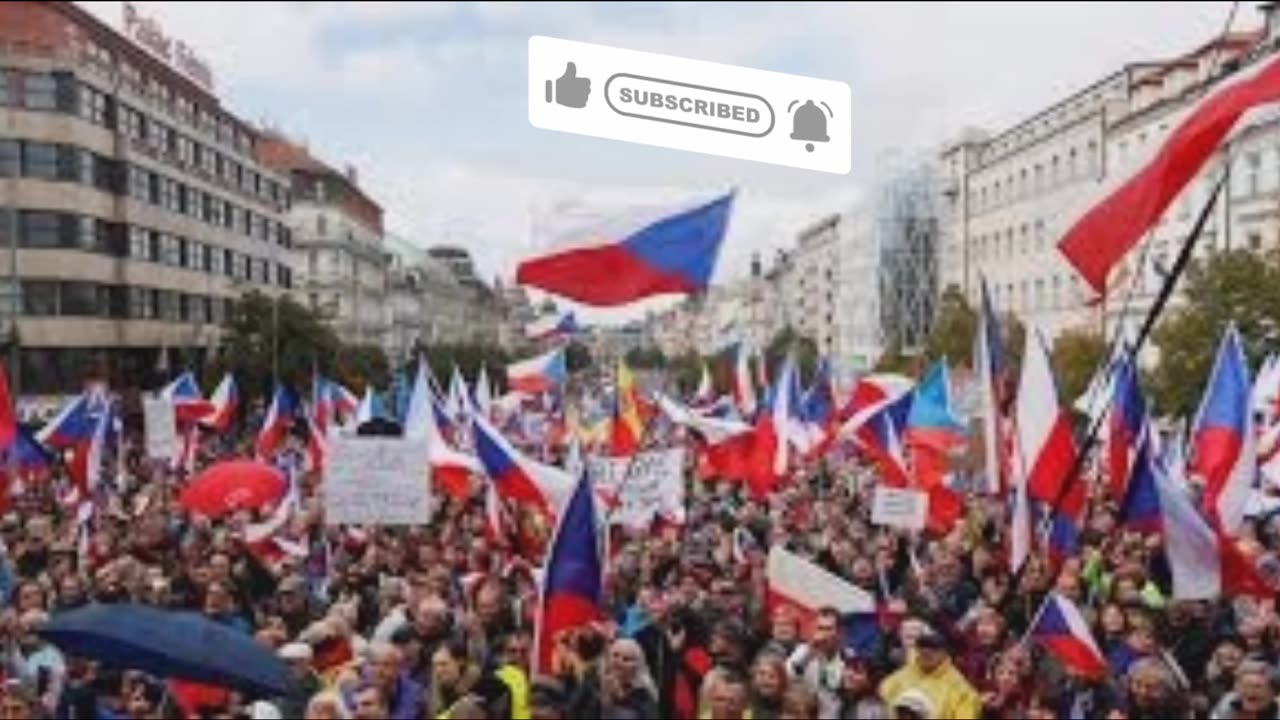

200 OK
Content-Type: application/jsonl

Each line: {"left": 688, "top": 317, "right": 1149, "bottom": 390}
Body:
{"left": 529, "top": 36, "right": 851, "bottom": 175}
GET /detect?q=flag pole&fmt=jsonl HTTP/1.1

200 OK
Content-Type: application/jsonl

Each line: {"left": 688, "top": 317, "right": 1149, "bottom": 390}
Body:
{"left": 1009, "top": 174, "right": 1226, "bottom": 596}
{"left": 1015, "top": 592, "right": 1051, "bottom": 650}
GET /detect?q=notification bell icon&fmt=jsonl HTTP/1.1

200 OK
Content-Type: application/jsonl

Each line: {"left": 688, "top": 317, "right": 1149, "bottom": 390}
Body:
{"left": 789, "top": 99, "right": 832, "bottom": 152}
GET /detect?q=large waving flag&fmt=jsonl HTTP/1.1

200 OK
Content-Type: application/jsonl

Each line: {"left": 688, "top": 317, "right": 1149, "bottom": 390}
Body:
{"left": 1192, "top": 325, "right": 1255, "bottom": 535}
{"left": 974, "top": 278, "right": 1010, "bottom": 494}
{"left": 200, "top": 374, "right": 239, "bottom": 432}
{"left": 526, "top": 310, "right": 581, "bottom": 341}
{"left": 38, "top": 393, "right": 101, "bottom": 450}
{"left": 405, "top": 359, "right": 481, "bottom": 500}
{"left": 657, "top": 393, "right": 755, "bottom": 481}
{"left": 1118, "top": 421, "right": 1163, "bottom": 534}
{"left": 517, "top": 192, "right": 733, "bottom": 306}
{"left": 837, "top": 374, "right": 914, "bottom": 438}
{"left": 1012, "top": 330, "right": 1077, "bottom": 505}
{"left": 507, "top": 348, "right": 568, "bottom": 395}
{"left": 1155, "top": 444, "right": 1270, "bottom": 600}
{"left": 161, "top": 371, "right": 215, "bottom": 424}
{"left": 905, "top": 361, "right": 966, "bottom": 488}
{"left": 610, "top": 360, "right": 645, "bottom": 457}
{"left": 256, "top": 385, "right": 298, "bottom": 461}
{"left": 474, "top": 414, "right": 575, "bottom": 515}
{"left": 766, "top": 546, "right": 875, "bottom": 633}
{"left": 533, "top": 467, "right": 604, "bottom": 674}
{"left": 1029, "top": 593, "right": 1108, "bottom": 678}
{"left": 798, "top": 358, "right": 836, "bottom": 456}
{"left": 1059, "top": 51, "right": 1280, "bottom": 293}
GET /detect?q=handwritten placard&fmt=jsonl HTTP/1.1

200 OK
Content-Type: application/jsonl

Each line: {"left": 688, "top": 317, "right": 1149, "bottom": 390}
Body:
{"left": 871, "top": 485, "right": 928, "bottom": 531}
{"left": 324, "top": 437, "right": 432, "bottom": 525}
{"left": 143, "top": 396, "right": 178, "bottom": 461}
{"left": 586, "top": 448, "right": 686, "bottom": 529}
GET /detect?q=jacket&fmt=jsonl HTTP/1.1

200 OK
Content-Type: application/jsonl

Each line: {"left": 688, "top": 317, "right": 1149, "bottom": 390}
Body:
{"left": 879, "top": 657, "right": 981, "bottom": 720}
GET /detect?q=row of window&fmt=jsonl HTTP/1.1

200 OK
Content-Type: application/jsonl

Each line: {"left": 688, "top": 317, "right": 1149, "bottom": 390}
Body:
{"left": 974, "top": 274, "right": 1084, "bottom": 315}
{"left": 973, "top": 220, "right": 1047, "bottom": 263}
{"left": 972, "top": 140, "right": 1100, "bottom": 214}
{"left": 0, "top": 68, "right": 283, "bottom": 211}
{"left": 20, "top": 279, "right": 231, "bottom": 325}
{"left": 0, "top": 210, "right": 291, "bottom": 289}
{"left": 76, "top": 39, "right": 256, "bottom": 158}
{"left": 0, "top": 139, "right": 290, "bottom": 249}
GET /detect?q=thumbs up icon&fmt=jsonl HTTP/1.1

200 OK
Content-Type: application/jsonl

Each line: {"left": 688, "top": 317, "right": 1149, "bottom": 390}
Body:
{"left": 545, "top": 62, "right": 591, "bottom": 109}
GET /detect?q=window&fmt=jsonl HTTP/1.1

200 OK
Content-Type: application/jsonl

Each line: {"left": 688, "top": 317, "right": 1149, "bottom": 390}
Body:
{"left": 1034, "top": 279, "right": 1045, "bottom": 311}
{"left": 1087, "top": 140, "right": 1098, "bottom": 173}
{"left": 22, "top": 73, "right": 58, "bottom": 110}
{"left": 147, "top": 118, "right": 167, "bottom": 153}
{"left": 0, "top": 69, "right": 9, "bottom": 106}
{"left": 0, "top": 140, "right": 17, "bottom": 177}
{"left": 160, "top": 233, "right": 182, "bottom": 266}
{"left": 176, "top": 135, "right": 194, "bottom": 166}
{"left": 200, "top": 145, "right": 216, "bottom": 176}
{"left": 1247, "top": 151, "right": 1261, "bottom": 196}
{"left": 1068, "top": 148, "right": 1078, "bottom": 179}
{"left": 21, "top": 212, "right": 63, "bottom": 248}
{"left": 223, "top": 249, "right": 234, "bottom": 278}
{"left": 22, "top": 281, "right": 58, "bottom": 316}
{"left": 75, "top": 216, "right": 107, "bottom": 252}
{"left": 128, "top": 226, "right": 152, "bottom": 260}
{"left": 186, "top": 239, "right": 205, "bottom": 271}
{"left": 119, "top": 104, "right": 144, "bottom": 141}
{"left": 1249, "top": 232, "right": 1263, "bottom": 251}
{"left": 1051, "top": 155, "right": 1060, "bottom": 184}
{"left": 317, "top": 214, "right": 328, "bottom": 237}
{"left": 157, "top": 290, "right": 180, "bottom": 321}
{"left": 129, "top": 166, "right": 154, "bottom": 204}
{"left": 209, "top": 246, "right": 224, "bottom": 275}
{"left": 160, "top": 178, "right": 181, "bottom": 212}
{"left": 210, "top": 296, "right": 227, "bottom": 325}
{"left": 61, "top": 282, "right": 99, "bottom": 316}
{"left": 78, "top": 83, "right": 110, "bottom": 127}
{"left": 129, "top": 286, "right": 156, "bottom": 319}
{"left": 1051, "top": 275, "right": 1061, "bottom": 309}
{"left": 22, "top": 142, "right": 61, "bottom": 180}
{"left": 278, "top": 264, "right": 292, "bottom": 289}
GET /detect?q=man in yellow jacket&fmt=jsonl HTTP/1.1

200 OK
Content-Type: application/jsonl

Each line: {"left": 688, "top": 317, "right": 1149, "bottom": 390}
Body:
{"left": 879, "top": 631, "right": 982, "bottom": 719}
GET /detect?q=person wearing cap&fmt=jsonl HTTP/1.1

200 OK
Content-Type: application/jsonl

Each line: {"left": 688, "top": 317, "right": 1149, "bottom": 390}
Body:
{"left": 879, "top": 629, "right": 981, "bottom": 719}
{"left": 277, "top": 642, "right": 321, "bottom": 719}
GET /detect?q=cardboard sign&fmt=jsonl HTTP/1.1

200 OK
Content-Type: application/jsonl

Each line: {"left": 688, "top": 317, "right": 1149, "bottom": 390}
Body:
{"left": 143, "top": 396, "right": 178, "bottom": 461}
{"left": 324, "top": 437, "right": 432, "bottom": 525}
{"left": 871, "top": 485, "right": 928, "bottom": 531}
{"left": 586, "top": 448, "right": 686, "bottom": 529}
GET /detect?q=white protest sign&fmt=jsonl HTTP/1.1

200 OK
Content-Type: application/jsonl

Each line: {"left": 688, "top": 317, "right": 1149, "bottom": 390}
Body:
{"left": 871, "top": 485, "right": 928, "bottom": 531}
{"left": 586, "top": 448, "right": 685, "bottom": 529}
{"left": 324, "top": 436, "right": 433, "bottom": 525}
{"left": 143, "top": 396, "right": 178, "bottom": 461}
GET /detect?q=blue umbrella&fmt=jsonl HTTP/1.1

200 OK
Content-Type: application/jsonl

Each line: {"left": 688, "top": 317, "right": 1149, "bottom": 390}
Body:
{"left": 40, "top": 604, "right": 291, "bottom": 698}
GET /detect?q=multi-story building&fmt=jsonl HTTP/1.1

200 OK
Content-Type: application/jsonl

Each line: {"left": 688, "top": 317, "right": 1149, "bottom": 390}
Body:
{"left": 427, "top": 245, "right": 501, "bottom": 346}
{"left": 938, "top": 13, "right": 1271, "bottom": 345}
{"left": 256, "top": 134, "right": 389, "bottom": 351}
{"left": 0, "top": 1, "right": 293, "bottom": 392}
{"left": 493, "top": 278, "right": 537, "bottom": 352}
{"left": 384, "top": 233, "right": 476, "bottom": 362}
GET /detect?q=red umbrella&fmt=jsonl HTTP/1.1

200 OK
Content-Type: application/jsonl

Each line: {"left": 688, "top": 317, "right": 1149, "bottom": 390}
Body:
{"left": 179, "top": 461, "right": 286, "bottom": 518}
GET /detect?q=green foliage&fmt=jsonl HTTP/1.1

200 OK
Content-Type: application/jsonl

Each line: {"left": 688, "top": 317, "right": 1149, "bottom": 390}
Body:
{"left": 668, "top": 349, "right": 706, "bottom": 397}
{"left": 407, "top": 340, "right": 511, "bottom": 389}
{"left": 335, "top": 344, "right": 391, "bottom": 392}
{"left": 625, "top": 346, "right": 667, "bottom": 370}
{"left": 211, "top": 291, "right": 341, "bottom": 398}
{"left": 564, "top": 340, "right": 593, "bottom": 374}
{"left": 1053, "top": 328, "right": 1106, "bottom": 407}
{"left": 873, "top": 339, "right": 920, "bottom": 375}
{"left": 925, "top": 285, "right": 978, "bottom": 368}
{"left": 1152, "top": 249, "right": 1280, "bottom": 416}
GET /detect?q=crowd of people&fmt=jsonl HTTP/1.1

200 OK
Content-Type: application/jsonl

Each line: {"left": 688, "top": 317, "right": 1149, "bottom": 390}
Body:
{"left": 0, "top": 387, "right": 1277, "bottom": 720}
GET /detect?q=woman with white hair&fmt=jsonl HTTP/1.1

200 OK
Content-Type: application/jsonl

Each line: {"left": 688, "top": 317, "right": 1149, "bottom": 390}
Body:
{"left": 304, "top": 690, "right": 351, "bottom": 720}
{"left": 602, "top": 638, "right": 659, "bottom": 720}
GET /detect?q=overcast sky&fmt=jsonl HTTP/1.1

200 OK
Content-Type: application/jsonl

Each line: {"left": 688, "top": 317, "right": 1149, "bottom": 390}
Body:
{"left": 80, "top": 1, "right": 1246, "bottom": 321}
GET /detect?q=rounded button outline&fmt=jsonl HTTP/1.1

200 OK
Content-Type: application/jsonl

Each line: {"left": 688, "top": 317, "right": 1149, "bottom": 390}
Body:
{"left": 604, "top": 72, "right": 776, "bottom": 138}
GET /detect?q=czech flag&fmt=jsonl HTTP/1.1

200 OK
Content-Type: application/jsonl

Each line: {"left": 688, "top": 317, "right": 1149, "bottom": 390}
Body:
{"left": 744, "top": 356, "right": 799, "bottom": 499}
{"left": 1012, "top": 330, "right": 1077, "bottom": 505}
{"left": 1118, "top": 420, "right": 1164, "bottom": 534}
{"left": 797, "top": 358, "right": 837, "bottom": 456}
{"left": 904, "top": 361, "right": 966, "bottom": 490}
{"left": 974, "top": 278, "right": 1011, "bottom": 494}
{"left": 1156, "top": 442, "right": 1271, "bottom": 600}
{"left": 517, "top": 192, "right": 733, "bottom": 307}
{"left": 1192, "top": 325, "right": 1255, "bottom": 535}
{"left": 1, "top": 427, "right": 52, "bottom": 483}
{"left": 333, "top": 383, "right": 360, "bottom": 423}
{"left": 656, "top": 393, "right": 754, "bottom": 481}
{"left": 533, "top": 466, "right": 604, "bottom": 674}
{"left": 161, "top": 371, "right": 215, "bottom": 425}
{"left": 1108, "top": 357, "right": 1147, "bottom": 505}
{"left": 256, "top": 385, "right": 298, "bottom": 461}
{"left": 1058, "top": 50, "right": 1280, "bottom": 294}
{"left": 200, "top": 374, "right": 239, "bottom": 432}
{"left": 474, "top": 413, "right": 575, "bottom": 516}
{"left": 526, "top": 310, "right": 581, "bottom": 341}
{"left": 405, "top": 359, "right": 481, "bottom": 500}
{"left": 610, "top": 360, "right": 645, "bottom": 457}
{"left": 766, "top": 546, "right": 875, "bottom": 635}
{"left": 1030, "top": 593, "right": 1108, "bottom": 678}
{"left": 507, "top": 348, "right": 568, "bottom": 395}
{"left": 1048, "top": 473, "right": 1088, "bottom": 566}
{"left": 38, "top": 393, "right": 101, "bottom": 450}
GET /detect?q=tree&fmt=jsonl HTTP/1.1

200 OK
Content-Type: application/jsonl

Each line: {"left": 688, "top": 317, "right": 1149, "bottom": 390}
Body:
{"left": 1152, "top": 248, "right": 1280, "bottom": 416}
{"left": 668, "top": 349, "right": 705, "bottom": 396}
{"left": 873, "top": 338, "right": 920, "bottom": 375}
{"left": 924, "top": 285, "right": 977, "bottom": 368}
{"left": 625, "top": 346, "right": 666, "bottom": 370}
{"left": 212, "top": 291, "right": 340, "bottom": 399}
{"left": 564, "top": 340, "right": 593, "bottom": 374}
{"left": 335, "top": 344, "right": 390, "bottom": 392}
{"left": 1053, "top": 328, "right": 1106, "bottom": 406}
